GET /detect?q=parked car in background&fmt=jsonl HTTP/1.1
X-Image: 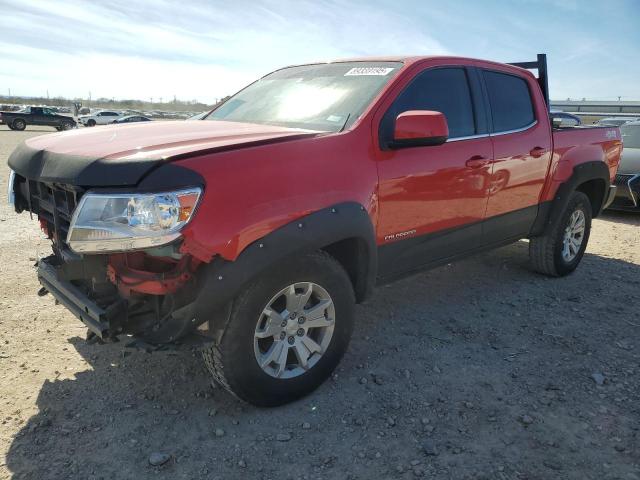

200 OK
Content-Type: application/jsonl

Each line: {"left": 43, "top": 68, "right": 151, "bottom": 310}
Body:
{"left": 187, "top": 111, "right": 208, "bottom": 120}
{"left": 78, "top": 110, "right": 121, "bottom": 127}
{"left": 550, "top": 111, "right": 581, "bottom": 127}
{"left": 112, "top": 115, "right": 152, "bottom": 124}
{"left": 7, "top": 54, "right": 622, "bottom": 406}
{"left": 609, "top": 121, "right": 640, "bottom": 211}
{"left": 596, "top": 117, "right": 638, "bottom": 127}
{"left": 0, "top": 106, "right": 76, "bottom": 131}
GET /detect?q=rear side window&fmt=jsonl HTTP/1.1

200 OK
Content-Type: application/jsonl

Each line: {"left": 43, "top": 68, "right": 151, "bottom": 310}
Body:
{"left": 483, "top": 71, "right": 535, "bottom": 132}
{"left": 381, "top": 67, "right": 476, "bottom": 140}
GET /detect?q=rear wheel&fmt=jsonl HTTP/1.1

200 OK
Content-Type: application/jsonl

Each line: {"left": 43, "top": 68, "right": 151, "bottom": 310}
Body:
{"left": 529, "top": 191, "right": 592, "bottom": 276}
{"left": 12, "top": 119, "right": 26, "bottom": 131}
{"left": 201, "top": 251, "right": 355, "bottom": 406}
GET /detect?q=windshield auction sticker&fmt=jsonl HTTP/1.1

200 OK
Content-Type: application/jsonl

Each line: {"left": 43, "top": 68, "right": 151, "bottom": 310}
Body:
{"left": 344, "top": 67, "right": 395, "bottom": 76}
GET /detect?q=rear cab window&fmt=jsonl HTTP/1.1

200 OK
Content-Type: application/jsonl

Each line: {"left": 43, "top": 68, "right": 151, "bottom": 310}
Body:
{"left": 482, "top": 70, "right": 535, "bottom": 133}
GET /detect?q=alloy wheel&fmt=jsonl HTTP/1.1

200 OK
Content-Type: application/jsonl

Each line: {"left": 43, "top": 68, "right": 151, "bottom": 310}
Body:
{"left": 253, "top": 282, "right": 335, "bottom": 379}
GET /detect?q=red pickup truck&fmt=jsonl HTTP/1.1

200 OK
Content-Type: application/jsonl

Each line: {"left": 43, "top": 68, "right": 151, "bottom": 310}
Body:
{"left": 7, "top": 54, "right": 622, "bottom": 406}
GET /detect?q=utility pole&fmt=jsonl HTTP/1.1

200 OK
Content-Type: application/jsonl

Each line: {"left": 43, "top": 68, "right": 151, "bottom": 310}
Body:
{"left": 8, "top": 88, "right": 10, "bottom": 97}
{"left": 88, "top": 91, "right": 91, "bottom": 107}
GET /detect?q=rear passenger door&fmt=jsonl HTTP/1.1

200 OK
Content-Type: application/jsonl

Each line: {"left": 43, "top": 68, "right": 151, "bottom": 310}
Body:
{"left": 481, "top": 69, "right": 552, "bottom": 242}
{"left": 376, "top": 65, "right": 493, "bottom": 277}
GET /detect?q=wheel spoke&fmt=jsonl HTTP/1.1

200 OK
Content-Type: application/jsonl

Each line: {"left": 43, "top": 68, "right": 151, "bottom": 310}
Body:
{"left": 303, "top": 299, "right": 333, "bottom": 328}
{"left": 562, "top": 240, "right": 571, "bottom": 260}
{"left": 255, "top": 308, "right": 283, "bottom": 338}
{"left": 261, "top": 340, "right": 285, "bottom": 368}
{"left": 293, "top": 342, "right": 310, "bottom": 370}
{"left": 274, "top": 341, "right": 290, "bottom": 377}
{"left": 301, "top": 336, "right": 322, "bottom": 355}
{"left": 285, "top": 283, "right": 313, "bottom": 314}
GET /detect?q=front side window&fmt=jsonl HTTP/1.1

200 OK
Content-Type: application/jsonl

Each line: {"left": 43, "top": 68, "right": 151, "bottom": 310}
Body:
{"left": 380, "top": 67, "right": 476, "bottom": 142}
{"left": 483, "top": 70, "right": 535, "bottom": 132}
{"left": 207, "top": 62, "right": 403, "bottom": 132}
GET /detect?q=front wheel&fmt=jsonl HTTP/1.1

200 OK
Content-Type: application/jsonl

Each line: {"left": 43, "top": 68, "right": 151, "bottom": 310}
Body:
{"left": 529, "top": 191, "right": 592, "bottom": 276}
{"left": 87, "top": 119, "right": 96, "bottom": 127}
{"left": 201, "top": 251, "right": 355, "bottom": 406}
{"left": 11, "top": 119, "right": 26, "bottom": 131}
{"left": 61, "top": 121, "right": 74, "bottom": 130}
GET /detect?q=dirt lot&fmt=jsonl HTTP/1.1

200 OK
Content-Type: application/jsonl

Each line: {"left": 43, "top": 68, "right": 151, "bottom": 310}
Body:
{"left": 0, "top": 127, "right": 638, "bottom": 480}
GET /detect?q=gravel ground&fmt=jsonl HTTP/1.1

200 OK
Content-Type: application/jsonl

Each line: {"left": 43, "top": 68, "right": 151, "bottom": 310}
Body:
{"left": 0, "top": 126, "right": 639, "bottom": 480}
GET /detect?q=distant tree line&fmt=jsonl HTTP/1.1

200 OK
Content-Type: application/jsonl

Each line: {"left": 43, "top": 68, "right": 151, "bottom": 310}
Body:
{"left": 0, "top": 95, "right": 230, "bottom": 112}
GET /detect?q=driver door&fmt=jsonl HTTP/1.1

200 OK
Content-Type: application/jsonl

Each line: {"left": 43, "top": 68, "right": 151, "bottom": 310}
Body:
{"left": 375, "top": 66, "right": 493, "bottom": 278}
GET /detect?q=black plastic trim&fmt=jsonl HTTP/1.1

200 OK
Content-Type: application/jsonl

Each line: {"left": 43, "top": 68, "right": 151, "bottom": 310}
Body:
{"left": 185, "top": 202, "right": 377, "bottom": 336}
{"left": 530, "top": 161, "right": 611, "bottom": 236}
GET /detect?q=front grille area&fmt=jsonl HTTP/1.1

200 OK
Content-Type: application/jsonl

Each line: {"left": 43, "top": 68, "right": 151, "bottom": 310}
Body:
{"left": 27, "top": 180, "right": 83, "bottom": 248}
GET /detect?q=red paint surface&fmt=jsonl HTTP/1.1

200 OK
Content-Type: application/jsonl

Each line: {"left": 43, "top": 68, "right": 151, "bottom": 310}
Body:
{"left": 26, "top": 56, "right": 622, "bottom": 265}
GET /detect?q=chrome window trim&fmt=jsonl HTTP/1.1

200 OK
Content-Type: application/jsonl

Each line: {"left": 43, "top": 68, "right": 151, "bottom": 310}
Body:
{"left": 445, "top": 120, "right": 538, "bottom": 143}
{"left": 447, "top": 133, "right": 490, "bottom": 143}
{"left": 489, "top": 120, "right": 538, "bottom": 137}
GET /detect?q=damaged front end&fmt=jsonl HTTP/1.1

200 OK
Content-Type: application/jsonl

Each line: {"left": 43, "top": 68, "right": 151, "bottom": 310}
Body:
{"left": 10, "top": 173, "right": 212, "bottom": 346}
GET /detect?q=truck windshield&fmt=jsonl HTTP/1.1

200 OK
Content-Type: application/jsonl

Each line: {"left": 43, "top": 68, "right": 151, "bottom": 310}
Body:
{"left": 206, "top": 62, "right": 403, "bottom": 132}
{"left": 621, "top": 124, "right": 640, "bottom": 148}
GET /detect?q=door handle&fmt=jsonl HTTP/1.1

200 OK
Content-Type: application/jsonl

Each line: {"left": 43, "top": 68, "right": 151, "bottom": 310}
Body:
{"left": 465, "top": 155, "right": 490, "bottom": 169}
{"left": 529, "top": 147, "right": 546, "bottom": 158}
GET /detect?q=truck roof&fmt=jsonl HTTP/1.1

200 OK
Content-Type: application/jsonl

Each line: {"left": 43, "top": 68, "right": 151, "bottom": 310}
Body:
{"left": 279, "top": 55, "right": 536, "bottom": 78}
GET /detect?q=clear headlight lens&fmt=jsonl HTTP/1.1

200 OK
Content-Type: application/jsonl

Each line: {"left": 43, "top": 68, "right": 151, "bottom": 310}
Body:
{"left": 7, "top": 169, "right": 15, "bottom": 206}
{"left": 67, "top": 188, "right": 201, "bottom": 253}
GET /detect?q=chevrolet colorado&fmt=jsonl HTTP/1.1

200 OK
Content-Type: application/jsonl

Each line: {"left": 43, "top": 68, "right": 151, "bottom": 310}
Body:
{"left": 7, "top": 54, "right": 622, "bottom": 406}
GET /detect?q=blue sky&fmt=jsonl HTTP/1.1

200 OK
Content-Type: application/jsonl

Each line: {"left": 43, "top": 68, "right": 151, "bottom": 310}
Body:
{"left": 0, "top": 0, "right": 638, "bottom": 103}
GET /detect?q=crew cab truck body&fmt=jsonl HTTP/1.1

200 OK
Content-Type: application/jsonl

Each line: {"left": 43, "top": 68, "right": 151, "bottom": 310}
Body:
{"left": 7, "top": 55, "right": 621, "bottom": 406}
{"left": 1, "top": 106, "right": 76, "bottom": 131}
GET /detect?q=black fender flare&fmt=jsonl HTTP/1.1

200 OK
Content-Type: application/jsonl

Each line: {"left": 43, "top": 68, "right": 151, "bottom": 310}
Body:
{"left": 530, "top": 161, "right": 610, "bottom": 237}
{"left": 160, "top": 202, "right": 378, "bottom": 343}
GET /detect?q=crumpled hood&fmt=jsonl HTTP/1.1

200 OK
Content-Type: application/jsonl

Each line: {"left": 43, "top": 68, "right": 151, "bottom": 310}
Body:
{"left": 8, "top": 120, "right": 321, "bottom": 187}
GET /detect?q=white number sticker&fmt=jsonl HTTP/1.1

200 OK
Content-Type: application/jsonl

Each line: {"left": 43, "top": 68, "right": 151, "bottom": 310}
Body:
{"left": 344, "top": 67, "right": 395, "bottom": 76}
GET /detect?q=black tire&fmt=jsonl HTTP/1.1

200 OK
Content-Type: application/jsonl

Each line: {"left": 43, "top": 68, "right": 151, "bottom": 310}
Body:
{"left": 7, "top": 124, "right": 15, "bottom": 130}
{"left": 529, "top": 191, "right": 592, "bottom": 276}
{"left": 55, "top": 127, "right": 63, "bottom": 131}
{"left": 61, "top": 121, "right": 74, "bottom": 130}
{"left": 87, "top": 119, "right": 96, "bottom": 127}
{"left": 12, "top": 119, "right": 26, "bottom": 131}
{"left": 201, "top": 251, "right": 355, "bottom": 406}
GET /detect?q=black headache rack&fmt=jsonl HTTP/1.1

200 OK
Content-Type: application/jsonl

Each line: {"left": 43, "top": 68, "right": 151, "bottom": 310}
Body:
{"left": 508, "top": 53, "right": 550, "bottom": 112}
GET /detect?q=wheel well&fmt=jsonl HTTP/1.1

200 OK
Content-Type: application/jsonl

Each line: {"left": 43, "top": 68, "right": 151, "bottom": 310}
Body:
{"left": 576, "top": 178, "right": 606, "bottom": 217}
{"left": 321, "top": 237, "right": 373, "bottom": 303}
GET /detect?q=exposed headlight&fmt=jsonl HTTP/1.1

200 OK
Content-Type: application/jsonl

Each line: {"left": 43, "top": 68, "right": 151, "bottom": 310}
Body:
{"left": 7, "top": 169, "right": 15, "bottom": 206}
{"left": 67, "top": 188, "right": 201, "bottom": 253}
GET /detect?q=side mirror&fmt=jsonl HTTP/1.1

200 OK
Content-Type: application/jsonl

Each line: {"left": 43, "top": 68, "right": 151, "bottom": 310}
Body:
{"left": 390, "top": 110, "right": 449, "bottom": 149}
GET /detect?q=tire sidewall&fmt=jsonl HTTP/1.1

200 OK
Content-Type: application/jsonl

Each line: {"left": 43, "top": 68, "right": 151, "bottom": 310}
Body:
{"left": 553, "top": 192, "right": 592, "bottom": 275}
{"left": 219, "top": 253, "right": 355, "bottom": 406}
{"left": 12, "top": 119, "right": 26, "bottom": 131}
